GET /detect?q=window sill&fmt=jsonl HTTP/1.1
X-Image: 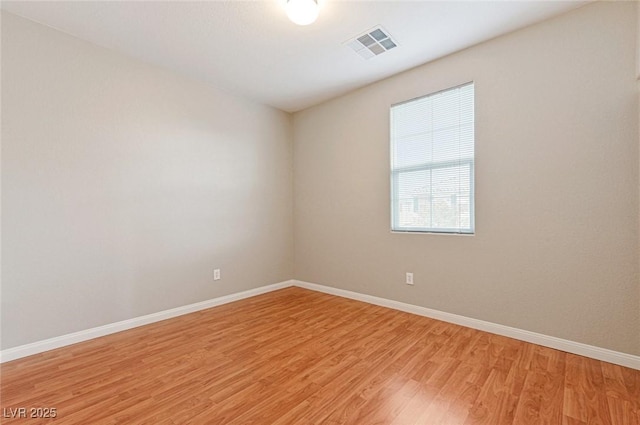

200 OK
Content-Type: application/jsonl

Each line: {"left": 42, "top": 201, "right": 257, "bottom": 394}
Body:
{"left": 390, "top": 230, "right": 475, "bottom": 236}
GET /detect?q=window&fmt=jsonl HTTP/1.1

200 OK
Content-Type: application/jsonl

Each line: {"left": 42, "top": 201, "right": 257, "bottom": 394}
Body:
{"left": 390, "top": 82, "right": 475, "bottom": 234}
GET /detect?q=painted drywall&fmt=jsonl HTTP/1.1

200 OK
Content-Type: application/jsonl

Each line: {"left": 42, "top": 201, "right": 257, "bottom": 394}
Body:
{"left": 637, "top": 2, "right": 640, "bottom": 353}
{"left": 293, "top": 2, "right": 640, "bottom": 355}
{"left": 1, "top": 12, "right": 293, "bottom": 350}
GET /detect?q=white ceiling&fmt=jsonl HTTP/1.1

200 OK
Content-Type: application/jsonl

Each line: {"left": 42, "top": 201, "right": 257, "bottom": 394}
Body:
{"left": 2, "top": 1, "right": 588, "bottom": 112}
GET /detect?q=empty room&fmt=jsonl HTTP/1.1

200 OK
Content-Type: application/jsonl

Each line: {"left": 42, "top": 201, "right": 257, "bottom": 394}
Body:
{"left": 1, "top": 0, "right": 639, "bottom": 423}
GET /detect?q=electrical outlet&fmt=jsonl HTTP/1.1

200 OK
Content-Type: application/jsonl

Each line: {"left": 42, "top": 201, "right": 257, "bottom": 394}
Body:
{"left": 214, "top": 269, "right": 221, "bottom": 281}
{"left": 406, "top": 272, "right": 414, "bottom": 285}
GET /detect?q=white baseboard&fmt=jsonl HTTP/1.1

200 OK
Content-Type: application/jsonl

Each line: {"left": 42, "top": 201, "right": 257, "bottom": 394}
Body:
{"left": 3, "top": 278, "right": 638, "bottom": 370}
{"left": 0, "top": 280, "right": 294, "bottom": 363}
{"left": 293, "top": 280, "right": 640, "bottom": 370}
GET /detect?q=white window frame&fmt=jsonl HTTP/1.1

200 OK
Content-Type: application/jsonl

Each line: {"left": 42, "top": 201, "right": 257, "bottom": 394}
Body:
{"left": 390, "top": 82, "right": 475, "bottom": 235}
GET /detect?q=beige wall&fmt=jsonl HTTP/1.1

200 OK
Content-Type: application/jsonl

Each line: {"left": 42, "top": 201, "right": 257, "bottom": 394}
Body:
{"left": 1, "top": 12, "right": 293, "bottom": 349}
{"left": 3, "top": 2, "right": 640, "bottom": 357}
{"left": 293, "top": 2, "right": 640, "bottom": 355}
{"left": 637, "top": 0, "right": 640, "bottom": 355}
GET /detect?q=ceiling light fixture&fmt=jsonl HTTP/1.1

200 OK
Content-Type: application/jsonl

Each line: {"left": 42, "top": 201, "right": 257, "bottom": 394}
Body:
{"left": 286, "top": 0, "right": 319, "bottom": 26}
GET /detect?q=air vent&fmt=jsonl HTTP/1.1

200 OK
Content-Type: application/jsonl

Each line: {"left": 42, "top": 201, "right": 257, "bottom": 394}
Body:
{"left": 345, "top": 26, "right": 397, "bottom": 60}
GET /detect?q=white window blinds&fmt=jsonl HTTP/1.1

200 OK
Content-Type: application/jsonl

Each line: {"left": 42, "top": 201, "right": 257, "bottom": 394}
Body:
{"left": 390, "top": 82, "right": 475, "bottom": 234}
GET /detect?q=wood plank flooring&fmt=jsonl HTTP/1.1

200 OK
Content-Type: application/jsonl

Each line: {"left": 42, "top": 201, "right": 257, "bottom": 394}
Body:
{"left": 1, "top": 287, "right": 638, "bottom": 424}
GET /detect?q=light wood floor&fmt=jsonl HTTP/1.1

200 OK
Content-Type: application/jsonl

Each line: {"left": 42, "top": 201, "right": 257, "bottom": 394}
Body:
{"left": 1, "top": 287, "right": 638, "bottom": 424}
